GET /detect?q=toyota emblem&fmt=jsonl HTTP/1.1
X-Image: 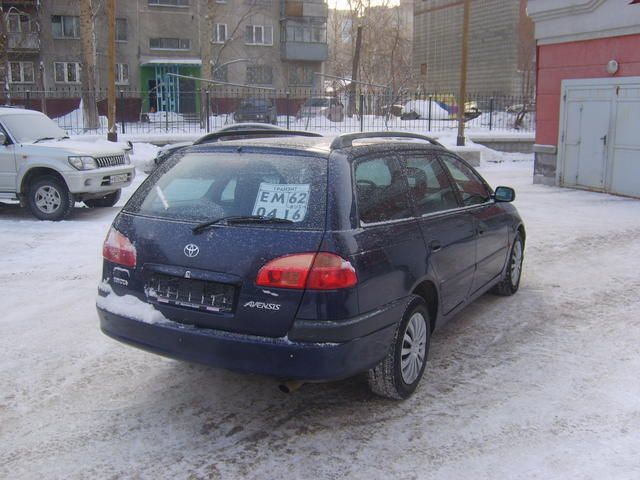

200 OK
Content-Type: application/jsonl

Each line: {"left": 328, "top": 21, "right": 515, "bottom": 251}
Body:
{"left": 184, "top": 244, "right": 200, "bottom": 258}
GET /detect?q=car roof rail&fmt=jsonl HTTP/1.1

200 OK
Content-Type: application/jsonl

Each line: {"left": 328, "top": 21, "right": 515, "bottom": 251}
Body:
{"left": 329, "top": 132, "right": 443, "bottom": 150}
{"left": 193, "top": 129, "right": 323, "bottom": 145}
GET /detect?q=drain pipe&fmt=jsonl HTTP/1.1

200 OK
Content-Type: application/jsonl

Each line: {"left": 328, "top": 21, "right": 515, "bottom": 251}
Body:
{"left": 278, "top": 380, "right": 304, "bottom": 394}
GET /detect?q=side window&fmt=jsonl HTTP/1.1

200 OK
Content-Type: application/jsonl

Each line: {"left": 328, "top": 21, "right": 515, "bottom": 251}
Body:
{"left": 354, "top": 156, "right": 412, "bottom": 224}
{"left": 403, "top": 154, "right": 459, "bottom": 215}
{"left": 440, "top": 154, "right": 491, "bottom": 206}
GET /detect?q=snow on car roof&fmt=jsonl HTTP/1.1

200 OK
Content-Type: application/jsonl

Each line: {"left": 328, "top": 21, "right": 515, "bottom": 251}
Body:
{"left": 0, "top": 107, "right": 45, "bottom": 116}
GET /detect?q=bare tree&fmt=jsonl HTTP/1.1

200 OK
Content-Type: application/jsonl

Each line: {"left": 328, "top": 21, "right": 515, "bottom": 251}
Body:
{"left": 0, "top": 7, "right": 8, "bottom": 98}
{"left": 200, "top": 0, "right": 259, "bottom": 83}
{"left": 79, "top": 0, "right": 99, "bottom": 129}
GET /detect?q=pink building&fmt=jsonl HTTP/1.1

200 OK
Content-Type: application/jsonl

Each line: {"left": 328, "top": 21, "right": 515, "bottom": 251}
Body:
{"left": 528, "top": 0, "right": 640, "bottom": 198}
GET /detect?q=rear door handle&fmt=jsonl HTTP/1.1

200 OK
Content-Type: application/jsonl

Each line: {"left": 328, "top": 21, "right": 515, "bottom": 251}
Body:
{"left": 429, "top": 240, "right": 442, "bottom": 252}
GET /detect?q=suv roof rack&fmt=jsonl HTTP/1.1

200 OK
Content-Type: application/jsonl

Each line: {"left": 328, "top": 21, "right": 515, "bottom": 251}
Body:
{"left": 329, "top": 132, "right": 443, "bottom": 150}
{"left": 193, "top": 129, "right": 323, "bottom": 145}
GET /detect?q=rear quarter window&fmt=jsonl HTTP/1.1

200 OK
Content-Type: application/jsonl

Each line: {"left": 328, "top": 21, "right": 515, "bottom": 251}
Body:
{"left": 124, "top": 151, "right": 327, "bottom": 229}
{"left": 354, "top": 155, "right": 412, "bottom": 224}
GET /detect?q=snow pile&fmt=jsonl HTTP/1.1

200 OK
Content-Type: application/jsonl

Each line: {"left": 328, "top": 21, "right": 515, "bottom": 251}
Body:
{"left": 128, "top": 142, "right": 160, "bottom": 172}
{"left": 97, "top": 282, "right": 169, "bottom": 325}
{"left": 146, "top": 111, "right": 185, "bottom": 123}
{"left": 404, "top": 100, "right": 450, "bottom": 119}
{"left": 55, "top": 100, "right": 109, "bottom": 133}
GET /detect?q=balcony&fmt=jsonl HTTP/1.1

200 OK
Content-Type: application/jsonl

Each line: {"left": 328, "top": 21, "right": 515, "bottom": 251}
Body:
{"left": 281, "top": 0, "right": 328, "bottom": 18}
{"left": 281, "top": 42, "right": 328, "bottom": 61}
{"left": 8, "top": 32, "right": 40, "bottom": 51}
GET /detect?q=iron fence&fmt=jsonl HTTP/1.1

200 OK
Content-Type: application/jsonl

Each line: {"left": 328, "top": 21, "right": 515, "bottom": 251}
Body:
{"left": 1, "top": 87, "right": 535, "bottom": 136}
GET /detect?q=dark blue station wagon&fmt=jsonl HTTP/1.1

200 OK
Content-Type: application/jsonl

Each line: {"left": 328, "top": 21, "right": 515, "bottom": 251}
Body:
{"left": 97, "top": 132, "right": 525, "bottom": 399}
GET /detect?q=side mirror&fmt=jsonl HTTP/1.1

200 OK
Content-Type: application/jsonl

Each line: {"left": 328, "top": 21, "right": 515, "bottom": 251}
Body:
{"left": 0, "top": 132, "right": 6, "bottom": 145}
{"left": 494, "top": 186, "right": 515, "bottom": 202}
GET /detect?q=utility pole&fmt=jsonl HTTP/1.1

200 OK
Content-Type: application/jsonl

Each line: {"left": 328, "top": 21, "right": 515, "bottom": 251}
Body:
{"left": 457, "top": 0, "right": 471, "bottom": 147}
{"left": 106, "top": 0, "right": 117, "bottom": 141}
{"left": 349, "top": 25, "right": 363, "bottom": 117}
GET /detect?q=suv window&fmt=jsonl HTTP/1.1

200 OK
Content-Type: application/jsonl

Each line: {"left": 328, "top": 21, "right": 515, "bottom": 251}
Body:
{"left": 439, "top": 154, "right": 491, "bottom": 206}
{"left": 403, "top": 154, "right": 459, "bottom": 215}
{"left": 354, "top": 156, "right": 412, "bottom": 224}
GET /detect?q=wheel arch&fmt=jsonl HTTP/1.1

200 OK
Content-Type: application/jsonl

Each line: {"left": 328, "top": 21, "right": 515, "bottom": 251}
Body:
{"left": 19, "top": 167, "right": 68, "bottom": 195}
{"left": 411, "top": 279, "right": 439, "bottom": 332}
{"left": 517, "top": 223, "right": 526, "bottom": 247}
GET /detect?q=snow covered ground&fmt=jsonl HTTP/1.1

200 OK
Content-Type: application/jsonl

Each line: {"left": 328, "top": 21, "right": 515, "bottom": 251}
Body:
{"left": 1, "top": 146, "right": 639, "bottom": 479}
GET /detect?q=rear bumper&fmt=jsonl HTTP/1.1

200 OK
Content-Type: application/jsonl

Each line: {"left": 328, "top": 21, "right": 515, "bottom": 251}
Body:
{"left": 98, "top": 306, "right": 398, "bottom": 381}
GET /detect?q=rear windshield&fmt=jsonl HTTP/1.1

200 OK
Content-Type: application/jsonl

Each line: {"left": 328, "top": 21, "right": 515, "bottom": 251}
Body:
{"left": 125, "top": 151, "right": 327, "bottom": 229}
{"left": 241, "top": 99, "right": 271, "bottom": 108}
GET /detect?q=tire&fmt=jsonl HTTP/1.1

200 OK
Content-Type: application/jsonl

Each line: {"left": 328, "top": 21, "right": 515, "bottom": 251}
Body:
{"left": 367, "top": 295, "right": 431, "bottom": 400}
{"left": 491, "top": 233, "right": 524, "bottom": 296}
{"left": 27, "top": 175, "right": 74, "bottom": 221}
{"left": 84, "top": 189, "right": 121, "bottom": 208}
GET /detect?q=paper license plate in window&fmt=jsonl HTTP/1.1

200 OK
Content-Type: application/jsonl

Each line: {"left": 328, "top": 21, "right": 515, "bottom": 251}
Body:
{"left": 252, "top": 183, "right": 310, "bottom": 222}
{"left": 110, "top": 174, "right": 129, "bottom": 184}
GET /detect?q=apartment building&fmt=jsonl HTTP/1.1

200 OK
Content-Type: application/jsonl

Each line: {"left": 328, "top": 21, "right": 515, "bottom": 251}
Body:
{"left": 413, "top": 0, "right": 534, "bottom": 96}
{"left": 3, "top": 0, "right": 328, "bottom": 114}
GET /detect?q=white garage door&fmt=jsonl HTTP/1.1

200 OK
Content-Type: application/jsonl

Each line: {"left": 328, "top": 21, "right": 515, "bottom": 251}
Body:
{"left": 559, "top": 77, "right": 640, "bottom": 198}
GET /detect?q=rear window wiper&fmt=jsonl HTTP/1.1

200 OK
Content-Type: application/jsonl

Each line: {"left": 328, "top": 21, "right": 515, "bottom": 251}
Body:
{"left": 192, "top": 215, "right": 294, "bottom": 234}
{"left": 33, "top": 137, "right": 55, "bottom": 143}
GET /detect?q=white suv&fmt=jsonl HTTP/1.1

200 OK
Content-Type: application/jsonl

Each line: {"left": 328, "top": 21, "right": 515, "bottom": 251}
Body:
{"left": 0, "top": 107, "right": 135, "bottom": 220}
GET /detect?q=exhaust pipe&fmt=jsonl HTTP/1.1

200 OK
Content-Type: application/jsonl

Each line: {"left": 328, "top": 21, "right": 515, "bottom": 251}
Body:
{"left": 278, "top": 380, "right": 304, "bottom": 394}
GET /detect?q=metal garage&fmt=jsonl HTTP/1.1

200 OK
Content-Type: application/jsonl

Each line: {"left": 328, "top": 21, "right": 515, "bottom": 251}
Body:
{"left": 558, "top": 77, "right": 640, "bottom": 198}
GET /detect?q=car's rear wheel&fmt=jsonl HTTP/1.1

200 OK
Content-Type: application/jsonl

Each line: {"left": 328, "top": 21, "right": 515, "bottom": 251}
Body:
{"left": 27, "top": 175, "right": 74, "bottom": 221}
{"left": 84, "top": 189, "right": 121, "bottom": 208}
{"left": 367, "top": 295, "right": 430, "bottom": 399}
{"left": 492, "top": 232, "right": 524, "bottom": 296}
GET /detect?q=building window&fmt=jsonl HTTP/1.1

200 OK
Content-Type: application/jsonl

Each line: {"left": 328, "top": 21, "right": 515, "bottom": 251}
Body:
{"left": 52, "top": 15, "right": 80, "bottom": 39}
{"left": 116, "top": 18, "right": 127, "bottom": 42}
{"left": 213, "top": 64, "right": 228, "bottom": 82}
{"left": 245, "top": 25, "right": 273, "bottom": 45}
{"left": 54, "top": 62, "right": 81, "bottom": 83}
{"left": 288, "top": 64, "right": 313, "bottom": 86}
{"left": 214, "top": 23, "right": 227, "bottom": 43}
{"left": 149, "top": 37, "right": 191, "bottom": 50}
{"left": 148, "top": 0, "right": 189, "bottom": 6}
{"left": 9, "top": 62, "right": 35, "bottom": 83}
{"left": 116, "top": 64, "right": 129, "bottom": 85}
{"left": 246, "top": 65, "right": 273, "bottom": 85}
{"left": 284, "top": 19, "right": 326, "bottom": 43}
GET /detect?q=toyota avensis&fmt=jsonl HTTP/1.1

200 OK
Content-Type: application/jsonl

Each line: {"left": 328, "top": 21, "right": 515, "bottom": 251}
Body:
{"left": 97, "top": 131, "right": 525, "bottom": 399}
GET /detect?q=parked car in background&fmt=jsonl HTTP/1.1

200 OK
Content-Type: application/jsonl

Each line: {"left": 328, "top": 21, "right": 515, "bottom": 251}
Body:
{"left": 0, "top": 107, "right": 134, "bottom": 220}
{"left": 233, "top": 98, "right": 278, "bottom": 124}
{"left": 98, "top": 131, "right": 525, "bottom": 399}
{"left": 297, "top": 97, "right": 345, "bottom": 122}
{"left": 148, "top": 123, "right": 286, "bottom": 172}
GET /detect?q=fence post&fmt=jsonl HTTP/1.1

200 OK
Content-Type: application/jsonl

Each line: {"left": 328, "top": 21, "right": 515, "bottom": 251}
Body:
{"left": 428, "top": 95, "right": 433, "bottom": 132}
{"left": 359, "top": 93, "right": 364, "bottom": 132}
{"left": 25, "top": 90, "right": 31, "bottom": 110}
{"left": 286, "top": 91, "right": 290, "bottom": 130}
{"left": 205, "top": 90, "right": 211, "bottom": 133}
{"left": 120, "top": 90, "right": 125, "bottom": 134}
{"left": 489, "top": 97, "right": 494, "bottom": 131}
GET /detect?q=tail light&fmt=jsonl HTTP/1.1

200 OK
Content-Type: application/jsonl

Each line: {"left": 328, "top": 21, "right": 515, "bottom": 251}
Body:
{"left": 103, "top": 227, "right": 137, "bottom": 268}
{"left": 256, "top": 252, "right": 357, "bottom": 290}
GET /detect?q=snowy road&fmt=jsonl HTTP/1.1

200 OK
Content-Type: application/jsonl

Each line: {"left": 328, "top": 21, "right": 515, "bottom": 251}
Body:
{"left": 1, "top": 152, "right": 640, "bottom": 479}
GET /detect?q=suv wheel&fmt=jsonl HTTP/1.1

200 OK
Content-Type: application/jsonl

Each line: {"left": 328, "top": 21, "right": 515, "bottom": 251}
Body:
{"left": 491, "top": 233, "right": 524, "bottom": 296}
{"left": 84, "top": 189, "right": 121, "bottom": 208}
{"left": 367, "top": 295, "right": 430, "bottom": 399}
{"left": 27, "top": 175, "right": 74, "bottom": 221}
